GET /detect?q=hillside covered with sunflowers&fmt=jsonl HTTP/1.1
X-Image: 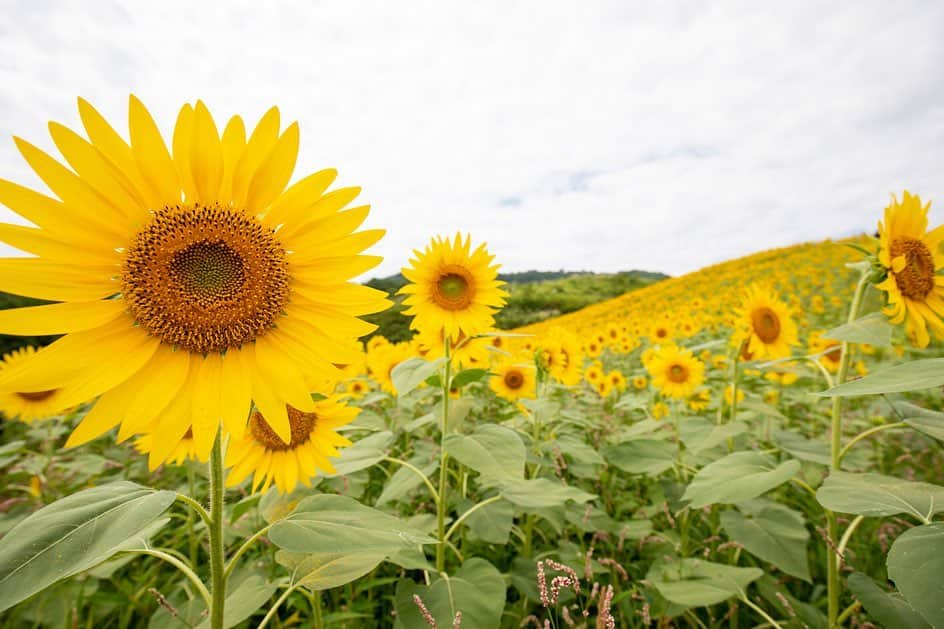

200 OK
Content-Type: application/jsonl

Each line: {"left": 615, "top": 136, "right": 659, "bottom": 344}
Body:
{"left": 0, "top": 98, "right": 942, "bottom": 629}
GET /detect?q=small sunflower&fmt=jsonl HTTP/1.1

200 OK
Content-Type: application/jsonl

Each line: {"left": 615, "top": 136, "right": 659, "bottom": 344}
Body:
{"left": 808, "top": 330, "right": 842, "bottom": 373}
{"left": 538, "top": 328, "right": 582, "bottom": 386}
{"left": 584, "top": 361, "right": 604, "bottom": 384}
{"left": 595, "top": 378, "right": 613, "bottom": 398}
{"left": 0, "top": 346, "right": 64, "bottom": 422}
{"left": 687, "top": 389, "right": 711, "bottom": 412}
{"left": 875, "top": 191, "right": 944, "bottom": 348}
{"left": 631, "top": 375, "right": 648, "bottom": 390}
{"left": 607, "top": 370, "right": 627, "bottom": 392}
{"left": 646, "top": 344, "right": 705, "bottom": 399}
{"left": 366, "top": 341, "right": 412, "bottom": 395}
{"left": 0, "top": 97, "right": 389, "bottom": 467}
{"left": 399, "top": 233, "right": 507, "bottom": 341}
{"left": 225, "top": 397, "right": 357, "bottom": 494}
{"left": 135, "top": 426, "right": 199, "bottom": 466}
{"left": 489, "top": 357, "right": 536, "bottom": 402}
{"left": 734, "top": 285, "right": 798, "bottom": 360}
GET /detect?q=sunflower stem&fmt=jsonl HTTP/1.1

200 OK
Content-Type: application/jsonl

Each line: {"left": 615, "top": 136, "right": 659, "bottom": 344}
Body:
{"left": 436, "top": 339, "right": 453, "bottom": 573}
{"left": 208, "top": 427, "right": 227, "bottom": 629}
{"left": 826, "top": 268, "right": 870, "bottom": 628}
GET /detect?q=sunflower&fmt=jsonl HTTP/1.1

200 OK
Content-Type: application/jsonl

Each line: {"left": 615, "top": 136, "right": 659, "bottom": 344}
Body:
{"left": 723, "top": 384, "right": 745, "bottom": 406}
{"left": 631, "top": 375, "right": 648, "bottom": 390}
{"left": 225, "top": 396, "right": 357, "bottom": 494}
{"left": 135, "top": 426, "right": 199, "bottom": 466}
{"left": 875, "top": 191, "right": 944, "bottom": 347}
{"left": 366, "top": 340, "right": 412, "bottom": 394}
{"left": 651, "top": 401, "right": 669, "bottom": 419}
{"left": 489, "top": 357, "right": 536, "bottom": 402}
{"left": 607, "top": 370, "right": 627, "bottom": 392}
{"left": 413, "top": 327, "right": 491, "bottom": 369}
{"left": 399, "top": 233, "right": 507, "bottom": 341}
{"left": 595, "top": 378, "right": 613, "bottom": 398}
{"left": 538, "top": 328, "right": 582, "bottom": 386}
{"left": 0, "top": 346, "right": 64, "bottom": 422}
{"left": 646, "top": 344, "right": 705, "bottom": 399}
{"left": 734, "top": 285, "right": 798, "bottom": 360}
{"left": 584, "top": 361, "right": 604, "bottom": 384}
{"left": 687, "top": 389, "right": 711, "bottom": 412}
{"left": 0, "top": 97, "right": 389, "bottom": 467}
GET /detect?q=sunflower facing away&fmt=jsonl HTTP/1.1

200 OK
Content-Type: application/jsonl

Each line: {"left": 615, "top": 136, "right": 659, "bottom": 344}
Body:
{"left": 646, "top": 344, "right": 705, "bottom": 399}
{"left": 734, "top": 285, "right": 798, "bottom": 360}
{"left": 225, "top": 396, "right": 357, "bottom": 494}
{"left": 0, "top": 97, "right": 389, "bottom": 468}
{"left": 0, "top": 346, "right": 64, "bottom": 422}
{"left": 875, "top": 191, "right": 944, "bottom": 348}
{"left": 400, "top": 233, "right": 507, "bottom": 341}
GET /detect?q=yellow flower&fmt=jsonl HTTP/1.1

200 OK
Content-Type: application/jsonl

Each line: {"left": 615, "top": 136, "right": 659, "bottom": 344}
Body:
{"left": 724, "top": 384, "right": 745, "bottom": 406}
{"left": 647, "top": 344, "right": 705, "bottom": 399}
{"left": 875, "top": 191, "right": 944, "bottom": 347}
{"left": 735, "top": 285, "right": 798, "bottom": 360}
{"left": 688, "top": 389, "right": 711, "bottom": 412}
{"left": 607, "top": 370, "right": 627, "bottom": 392}
{"left": 225, "top": 397, "right": 357, "bottom": 494}
{"left": 489, "top": 357, "right": 536, "bottom": 402}
{"left": 0, "top": 346, "right": 65, "bottom": 422}
{"left": 595, "top": 378, "right": 613, "bottom": 398}
{"left": 399, "top": 233, "right": 507, "bottom": 341}
{"left": 809, "top": 330, "right": 842, "bottom": 373}
{"left": 584, "top": 362, "right": 604, "bottom": 384}
{"left": 343, "top": 379, "right": 370, "bottom": 399}
{"left": 366, "top": 341, "right": 412, "bottom": 394}
{"left": 0, "top": 97, "right": 388, "bottom": 469}
{"left": 632, "top": 375, "right": 648, "bottom": 390}
{"left": 651, "top": 401, "right": 669, "bottom": 419}
{"left": 763, "top": 389, "right": 780, "bottom": 405}
{"left": 537, "top": 328, "right": 582, "bottom": 386}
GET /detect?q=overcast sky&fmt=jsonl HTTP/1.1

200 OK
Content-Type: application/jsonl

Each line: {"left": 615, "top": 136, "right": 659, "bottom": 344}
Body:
{"left": 1, "top": 1, "right": 942, "bottom": 278}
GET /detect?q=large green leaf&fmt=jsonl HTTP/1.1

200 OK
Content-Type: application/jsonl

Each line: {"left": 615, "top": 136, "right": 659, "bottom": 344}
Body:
{"left": 720, "top": 500, "right": 810, "bottom": 581}
{"left": 897, "top": 402, "right": 944, "bottom": 443}
{"left": 647, "top": 558, "right": 763, "bottom": 607}
{"left": 325, "top": 431, "right": 394, "bottom": 476}
{"left": 817, "top": 358, "right": 944, "bottom": 397}
{"left": 680, "top": 419, "right": 748, "bottom": 454}
{"left": 823, "top": 312, "right": 893, "bottom": 346}
{"left": 464, "top": 498, "right": 514, "bottom": 544}
{"left": 377, "top": 456, "right": 437, "bottom": 506}
{"left": 0, "top": 481, "right": 175, "bottom": 612}
{"left": 605, "top": 439, "right": 677, "bottom": 475}
{"left": 444, "top": 424, "right": 525, "bottom": 484}
{"left": 500, "top": 478, "right": 595, "bottom": 508}
{"left": 682, "top": 452, "right": 800, "bottom": 509}
{"left": 277, "top": 550, "right": 387, "bottom": 591}
{"left": 816, "top": 471, "right": 944, "bottom": 520}
{"left": 391, "top": 357, "right": 445, "bottom": 397}
{"left": 394, "top": 558, "right": 505, "bottom": 629}
{"left": 847, "top": 572, "right": 930, "bottom": 629}
{"left": 773, "top": 429, "right": 831, "bottom": 466}
{"left": 269, "top": 494, "right": 436, "bottom": 555}
{"left": 886, "top": 523, "right": 944, "bottom": 627}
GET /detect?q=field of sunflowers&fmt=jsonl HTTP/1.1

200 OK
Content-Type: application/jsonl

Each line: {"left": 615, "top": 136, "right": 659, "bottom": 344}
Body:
{"left": 0, "top": 99, "right": 943, "bottom": 629}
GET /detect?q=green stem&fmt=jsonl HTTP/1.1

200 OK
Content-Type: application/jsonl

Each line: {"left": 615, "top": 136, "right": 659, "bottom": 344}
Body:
{"left": 740, "top": 596, "right": 784, "bottom": 629}
{"left": 836, "top": 601, "right": 862, "bottom": 627}
{"left": 257, "top": 584, "right": 297, "bottom": 629}
{"left": 208, "top": 428, "right": 226, "bottom": 629}
{"left": 127, "top": 549, "right": 211, "bottom": 609}
{"left": 444, "top": 496, "right": 504, "bottom": 543}
{"left": 827, "top": 268, "right": 870, "bottom": 628}
{"left": 385, "top": 456, "right": 440, "bottom": 504}
{"left": 436, "top": 340, "right": 453, "bottom": 573}
{"left": 837, "top": 515, "right": 865, "bottom": 557}
{"left": 224, "top": 524, "right": 272, "bottom": 581}
{"left": 175, "top": 492, "right": 212, "bottom": 528}
{"left": 838, "top": 422, "right": 907, "bottom": 464}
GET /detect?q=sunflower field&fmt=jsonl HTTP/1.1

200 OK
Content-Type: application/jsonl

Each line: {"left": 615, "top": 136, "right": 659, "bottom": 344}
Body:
{"left": 0, "top": 100, "right": 943, "bottom": 629}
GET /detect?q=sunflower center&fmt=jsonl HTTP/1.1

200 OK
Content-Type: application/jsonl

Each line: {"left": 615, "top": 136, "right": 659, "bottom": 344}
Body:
{"left": 433, "top": 266, "right": 475, "bottom": 310}
{"left": 751, "top": 307, "right": 781, "bottom": 343}
{"left": 667, "top": 363, "right": 689, "bottom": 384}
{"left": 504, "top": 370, "right": 524, "bottom": 389}
{"left": 15, "top": 389, "right": 57, "bottom": 402}
{"left": 891, "top": 237, "right": 935, "bottom": 299}
{"left": 122, "top": 203, "right": 289, "bottom": 354}
{"left": 248, "top": 406, "right": 317, "bottom": 451}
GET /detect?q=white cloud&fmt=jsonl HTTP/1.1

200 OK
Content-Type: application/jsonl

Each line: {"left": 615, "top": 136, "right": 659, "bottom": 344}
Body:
{"left": 0, "top": 0, "right": 941, "bottom": 277}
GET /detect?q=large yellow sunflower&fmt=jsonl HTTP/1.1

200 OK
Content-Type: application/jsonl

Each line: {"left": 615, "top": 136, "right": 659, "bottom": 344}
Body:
{"left": 0, "top": 97, "right": 389, "bottom": 468}
{"left": 646, "top": 344, "right": 705, "bottom": 399}
{"left": 399, "top": 233, "right": 507, "bottom": 341}
{"left": 0, "top": 346, "right": 64, "bottom": 422}
{"left": 875, "top": 191, "right": 944, "bottom": 348}
{"left": 225, "top": 396, "right": 357, "bottom": 494}
{"left": 734, "top": 285, "right": 798, "bottom": 360}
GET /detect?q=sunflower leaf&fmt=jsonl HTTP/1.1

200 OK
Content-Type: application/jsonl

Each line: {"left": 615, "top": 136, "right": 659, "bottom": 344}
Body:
{"left": 391, "top": 357, "right": 446, "bottom": 397}
{"left": 823, "top": 312, "right": 893, "bottom": 346}
{"left": 815, "top": 358, "right": 944, "bottom": 397}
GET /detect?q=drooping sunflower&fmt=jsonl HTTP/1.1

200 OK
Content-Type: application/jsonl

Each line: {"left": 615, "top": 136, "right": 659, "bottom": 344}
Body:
{"left": 734, "top": 285, "right": 798, "bottom": 360}
{"left": 0, "top": 97, "right": 389, "bottom": 467}
{"left": 489, "top": 357, "right": 536, "bottom": 402}
{"left": 225, "top": 396, "right": 357, "bottom": 494}
{"left": 0, "top": 346, "right": 64, "bottom": 422}
{"left": 875, "top": 191, "right": 944, "bottom": 348}
{"left": 399, "top": 233, "right": 507, "bottom": 341}
{"left": 646, "top": 344, "right": 705, "bottom": 399}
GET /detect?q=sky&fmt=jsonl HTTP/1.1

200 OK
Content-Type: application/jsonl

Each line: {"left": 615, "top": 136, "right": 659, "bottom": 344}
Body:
{"left": 0, "top": 1, "right": 942, "bottom": 279}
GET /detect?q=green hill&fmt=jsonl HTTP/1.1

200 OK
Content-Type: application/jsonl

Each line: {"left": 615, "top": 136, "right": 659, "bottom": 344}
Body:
{"left": 363, "top": 269, "right": 668, "bottom": 342}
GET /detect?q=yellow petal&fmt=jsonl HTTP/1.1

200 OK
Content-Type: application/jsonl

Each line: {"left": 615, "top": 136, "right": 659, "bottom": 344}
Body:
{"left": 262, "top": 168, "right": 337, "bottom": 228}
{"left": 0, "top": 258, "right": 118, "bottom": 302}
{"left": 290, "top": 229, "right": 385, "bottom": 262}
{"left": 244, "top": 122, "right": 299, "bottom": 213}
{"left": 0, "top": 299, "right": 126, "bottom": 335}
{"left": 276, "top": 187, "right": 361, "bottom": 241}
{"left": 191, "top": 352, "right": 224, "bottom": 459}
{"left": 148, "top": 378, "right": 195, "bottom": 470}
{"left": 219, "top": 116, "right": 246, "bottom": 202}
{"left": 172, "top": 104, "right": 199, "bottom": 203}
{"left": 0, "top": 223, "right": 118, "bottom": 265}
{"left": 128, "top": 94, "right": 180, "bottom": 206}
{"left": 65, "top": 388, "right": 128, "bottom": 448}
{"left": 191, "top": 101, "right": 223, "bottom": 203}
{"left": 116, "top": 346, "right": 191, "bottom": 440}
{"left": 232, "top": 107, "right": 280, "bottom": 207}
{"left": 284, "top": 204, "right": 372, "bottom": 249}
{"left": 77, "top": 98, "right": 139, "bottom": 183}
{"left": 219, "top": 346, "right": 252, "bottom": 438}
